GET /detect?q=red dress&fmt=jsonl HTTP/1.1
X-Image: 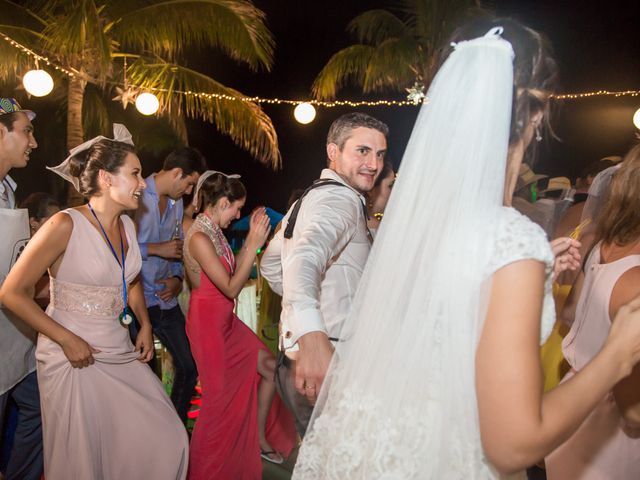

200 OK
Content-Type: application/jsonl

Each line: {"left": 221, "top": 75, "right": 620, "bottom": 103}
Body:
{"left": 184, "top": 214, "right": 296, "bottom": 479}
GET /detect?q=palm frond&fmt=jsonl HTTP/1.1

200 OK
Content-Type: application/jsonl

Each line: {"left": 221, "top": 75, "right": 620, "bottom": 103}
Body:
{"left": 0, "top": 25, "right": 47, "bottom": 80}
{"left": 311, "top": 45, "right": 375, "bottom": 100}
{"left": 42, "top": 1, "right": 112, "bottom": 77}
{"left": 0, "top": 1, "right": 48, "bottom": 29}
{"left": 126, "top": 58, "right": 280, "bottom": 168}
{"left": 347, "top": 9, "right": 408, "bottom": 46}
{"left": 111, "top": 0, "right": 274, "bottom": 71}
{"left": 363, "top": 36, "right": 421, "bottom": 93}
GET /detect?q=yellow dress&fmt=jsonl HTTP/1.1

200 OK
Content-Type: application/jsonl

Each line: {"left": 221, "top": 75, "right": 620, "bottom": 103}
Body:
{"left": 540, "top": 220, "right": 589, "bottom": 392}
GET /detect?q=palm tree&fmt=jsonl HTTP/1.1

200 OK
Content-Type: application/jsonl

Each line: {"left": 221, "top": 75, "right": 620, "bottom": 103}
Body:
{"left": 0, "top": 0, "right": 279, "bottom": 203}
{"left": 312, "top": 0, "right": 483, "bottom": 100}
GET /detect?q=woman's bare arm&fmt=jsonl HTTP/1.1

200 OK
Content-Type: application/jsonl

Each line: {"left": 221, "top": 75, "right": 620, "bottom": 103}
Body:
{"left": 476, "top": 259, "right": 640, "bottom": 474}
{"left": 610, "top": 266, "right": 640, "bottom": 428}
{"left": 0, "top": 212, "right": 99, "bottom": 367}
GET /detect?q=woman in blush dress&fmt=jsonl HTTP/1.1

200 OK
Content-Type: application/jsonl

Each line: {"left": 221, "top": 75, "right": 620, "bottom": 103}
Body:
{"left": 545, "top": 144, "right": 640, "bottom": 479}
{"left": 0, "top": 125, "right": 188, "bottom": 479}
{"left": 184, "top": 171, "right": 295, "bottom": 480}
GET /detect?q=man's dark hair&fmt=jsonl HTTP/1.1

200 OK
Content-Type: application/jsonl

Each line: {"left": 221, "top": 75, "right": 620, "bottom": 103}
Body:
{"left": 326, "top": 113, "right": 389, "bottom": 150}
{"left": 20, "top": 192, "right": 60, "bottom": 220}
{"left": 0, "top": 112, "right": 20, "bottom": 131}
{"left": 162, "top": 147, "right": 206, "bottom": 176}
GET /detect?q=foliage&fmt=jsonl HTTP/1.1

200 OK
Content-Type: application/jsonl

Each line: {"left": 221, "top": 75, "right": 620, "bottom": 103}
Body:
{"left": 0, "top": 0, "right": 280, "bottom": 167}
{"left": 313, "top": 0, "right": 484, "bottom": 100}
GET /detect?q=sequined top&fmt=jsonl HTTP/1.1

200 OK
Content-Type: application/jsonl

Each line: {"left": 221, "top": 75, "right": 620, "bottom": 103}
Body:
{"left": 184, "top": 214, "right": 235, "bottom": 276}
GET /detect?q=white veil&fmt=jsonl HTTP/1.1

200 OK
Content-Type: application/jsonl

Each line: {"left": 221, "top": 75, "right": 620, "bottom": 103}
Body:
{"left": 293, "top": 28, "right": 514, "bottom": 479}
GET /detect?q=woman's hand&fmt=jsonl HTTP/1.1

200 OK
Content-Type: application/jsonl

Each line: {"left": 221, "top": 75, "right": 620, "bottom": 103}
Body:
{"left": 246, "top": 207, "right": 271, "bottom": 250}
{"left": 59, "top": 332, "right": 100, "bottom": 368}
{"left": 606, "top": 295, "right": 640, "bottom": 377}
{"left": 136, "top": 324, "right": 155, "bottom": 363}
{"left": 550, "top": 237, "right": 581, "bottom": 281}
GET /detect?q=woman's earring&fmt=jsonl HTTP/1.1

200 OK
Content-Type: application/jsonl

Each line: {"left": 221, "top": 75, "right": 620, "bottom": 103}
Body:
{"left": 535, "top": 125, "right": 542, "bottom": 142}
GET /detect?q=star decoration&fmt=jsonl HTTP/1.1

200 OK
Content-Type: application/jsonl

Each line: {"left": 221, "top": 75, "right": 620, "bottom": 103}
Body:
{"left": 406, "top": 82, "right": 426, "bottom": 105}
{"left": 112, "top": 86, "right": 137, "bottom": 109}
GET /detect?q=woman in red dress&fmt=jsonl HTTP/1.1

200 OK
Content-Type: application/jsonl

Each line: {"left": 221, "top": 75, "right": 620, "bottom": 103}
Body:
{"left": 183, "top": 171, "right": 295, "bottom": 479}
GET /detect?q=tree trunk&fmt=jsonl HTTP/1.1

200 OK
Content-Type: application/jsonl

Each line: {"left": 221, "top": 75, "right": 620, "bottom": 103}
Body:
{"left": 66, "top": 76, "right": 86, "bottom": 207}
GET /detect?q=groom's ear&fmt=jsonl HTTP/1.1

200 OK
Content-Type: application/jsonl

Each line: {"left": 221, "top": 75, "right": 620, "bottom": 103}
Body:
{"left": 327, "top": 143, "right": 338, "bottom": 168}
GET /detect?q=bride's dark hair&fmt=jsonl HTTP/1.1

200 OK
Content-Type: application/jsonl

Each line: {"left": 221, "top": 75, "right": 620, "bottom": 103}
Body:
{"left": 442, "top": 17, "right": 558, "bottom": 151}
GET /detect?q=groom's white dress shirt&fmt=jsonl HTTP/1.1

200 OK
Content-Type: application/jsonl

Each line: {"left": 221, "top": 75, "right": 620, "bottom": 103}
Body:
{"left": 261, "top": 169, "right": 372, "bottom": 354}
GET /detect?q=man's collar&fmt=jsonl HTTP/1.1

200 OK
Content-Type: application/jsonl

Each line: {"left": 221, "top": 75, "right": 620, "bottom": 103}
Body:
{"left": 145, "top": 173, "right": 158, "bottom": 196}
{"left": 320, "top": 168, "right": 366, "bottom": 201}
{"left": 0, "top": 174, "right": 16, "bottom": 194}
{"left": 146, "top": 173, "right": 176, "bottom": 206}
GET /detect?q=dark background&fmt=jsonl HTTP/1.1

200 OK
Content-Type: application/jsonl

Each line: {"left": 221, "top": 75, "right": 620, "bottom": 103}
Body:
{"left": 9, "top": 0, "right": 640, "bottom": 215}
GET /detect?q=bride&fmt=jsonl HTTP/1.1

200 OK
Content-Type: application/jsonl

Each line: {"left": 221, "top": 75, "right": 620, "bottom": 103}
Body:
{"left": 293, "top": 17, "right": 640, "bottom": 479}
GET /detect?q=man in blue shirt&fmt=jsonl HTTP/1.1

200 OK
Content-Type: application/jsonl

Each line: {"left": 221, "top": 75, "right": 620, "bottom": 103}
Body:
{"left": 135, "top": 147, "right": 205, "bottom": 423}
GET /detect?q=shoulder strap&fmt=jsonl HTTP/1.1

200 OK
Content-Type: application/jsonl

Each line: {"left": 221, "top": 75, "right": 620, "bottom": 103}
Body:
{"left": 283, "top": 179, "right": 371, "bottom": 242}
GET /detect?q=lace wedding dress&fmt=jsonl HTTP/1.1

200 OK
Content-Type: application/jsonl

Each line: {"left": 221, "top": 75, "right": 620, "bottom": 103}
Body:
{"left": 293, "top": 208, "right": 555, "bottom": 479}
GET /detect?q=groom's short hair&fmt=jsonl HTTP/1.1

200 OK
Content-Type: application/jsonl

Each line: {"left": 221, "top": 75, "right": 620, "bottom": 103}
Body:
{"left": 326, "top": 113, "right": 389, "bottom": 152}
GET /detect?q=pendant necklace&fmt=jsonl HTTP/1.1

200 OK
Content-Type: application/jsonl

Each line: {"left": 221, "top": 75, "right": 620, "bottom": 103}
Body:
{"left": 88, "top": 203, "right": 132, "bottom": 327}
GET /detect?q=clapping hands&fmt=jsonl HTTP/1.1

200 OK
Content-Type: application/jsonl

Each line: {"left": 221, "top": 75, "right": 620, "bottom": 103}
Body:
{"left": 246, "top": 207, "right": 271, "bottom": 250}
{"left": 550, "top": 237, "right": 582, "bottom": 281}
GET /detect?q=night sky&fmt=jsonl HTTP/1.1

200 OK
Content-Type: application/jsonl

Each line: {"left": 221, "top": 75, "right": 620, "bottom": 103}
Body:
{"left": 8, "top": 0, "right": 640, "bottom": 215}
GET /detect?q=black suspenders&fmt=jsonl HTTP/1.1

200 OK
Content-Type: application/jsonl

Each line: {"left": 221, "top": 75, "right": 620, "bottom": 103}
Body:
{"left": 283, "top": 178, "right": 372, "bottom": 242}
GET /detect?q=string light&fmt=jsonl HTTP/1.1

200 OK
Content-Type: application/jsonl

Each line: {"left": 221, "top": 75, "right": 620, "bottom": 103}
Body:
{"left": 0, "top": 32, "right": 76, "bottom": 78}
{"left": 2, "top": 31, "right": 639, "bottom": 108}
{"left": 551, "top": 90, "right": 640, "bottom": 100}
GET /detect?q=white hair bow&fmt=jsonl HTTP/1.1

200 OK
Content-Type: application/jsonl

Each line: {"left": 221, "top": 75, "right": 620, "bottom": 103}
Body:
{"left": 47, "top": 124, "right": 135, "bottom": 191}
{"left": 192, "top": 170, "right": 241, "bottom": 210}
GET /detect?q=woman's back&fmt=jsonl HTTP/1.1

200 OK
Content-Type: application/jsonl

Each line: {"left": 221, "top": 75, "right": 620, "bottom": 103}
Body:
{"left": 546, "top": 242, "right": 640, "bottom": 479}
{"left": 563, "top": 244, "right": 640, "bottom": 370}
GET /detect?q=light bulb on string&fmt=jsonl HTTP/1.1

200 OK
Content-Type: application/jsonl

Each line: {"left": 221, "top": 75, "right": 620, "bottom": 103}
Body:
{"left": 135, "top": 92, "right": 160, "bottom": 115}
{"left": 22, "top": 69, "right": 54, "bottom": 97}
{"left": 294, "top": 102, "right": 316, "bottom": 124}
{"left": 633, "top": 108, "right": 640, "bottom": 130}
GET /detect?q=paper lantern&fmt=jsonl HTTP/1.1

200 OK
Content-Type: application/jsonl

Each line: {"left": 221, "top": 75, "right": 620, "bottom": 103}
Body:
{"left": 22, "top": 69, "right": 54, "bottom": 97}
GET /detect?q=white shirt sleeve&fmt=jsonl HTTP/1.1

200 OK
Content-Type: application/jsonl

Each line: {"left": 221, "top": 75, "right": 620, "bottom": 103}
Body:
{"left": 260, "top": 227, "right": 284, "bottom": 296}
{"left": 282, "top": 190, "right": 361, "bottom": 347}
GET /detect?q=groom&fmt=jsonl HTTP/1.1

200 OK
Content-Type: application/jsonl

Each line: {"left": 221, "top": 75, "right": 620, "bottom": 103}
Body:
{"left": 261, "top": 112, "right": 388, "bottom": 435}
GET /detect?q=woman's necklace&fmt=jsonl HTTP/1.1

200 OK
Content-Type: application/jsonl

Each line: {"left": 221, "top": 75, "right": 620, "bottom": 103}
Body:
{"left": 87, "top": 203, "right": 132, "bottom": 327}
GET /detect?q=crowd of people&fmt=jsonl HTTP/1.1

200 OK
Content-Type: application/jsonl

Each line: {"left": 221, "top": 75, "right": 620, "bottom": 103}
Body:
{"left": 1, "top": 14, "right": 640, "bottom": 480}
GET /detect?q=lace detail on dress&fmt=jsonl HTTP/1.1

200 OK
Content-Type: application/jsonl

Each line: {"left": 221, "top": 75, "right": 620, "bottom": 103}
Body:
{"left": 50, "top": 277, "right": 124, "bottom": 317}
{"left": 184, "top": 214, "right": 234, "bottom": 274}
{"left": 486, "top": 207, "right": 555, "bottom": 343}
{"left": 294, "top": 387, "right": 495, "bottom": 480}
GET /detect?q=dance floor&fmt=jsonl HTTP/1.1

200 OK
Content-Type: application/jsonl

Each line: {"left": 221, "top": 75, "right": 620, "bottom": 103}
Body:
{"left": 262, "top": 448, "right": 296, "bottom": 480}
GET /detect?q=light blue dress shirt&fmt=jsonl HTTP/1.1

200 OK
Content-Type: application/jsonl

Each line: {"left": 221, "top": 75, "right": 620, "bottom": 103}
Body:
{"left": 134, "top": 174, "right": 184, "bottom": 310}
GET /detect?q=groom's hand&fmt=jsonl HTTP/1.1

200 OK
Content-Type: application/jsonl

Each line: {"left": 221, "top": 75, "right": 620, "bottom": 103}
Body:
{"left": 295, "top": 331, "right": 334, "bottom": 403}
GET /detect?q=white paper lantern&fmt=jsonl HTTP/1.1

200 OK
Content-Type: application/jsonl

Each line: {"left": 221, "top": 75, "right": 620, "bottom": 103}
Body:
{"left": 22, "top": 69, "right": 54, "bottom": 97}
{"left": 634, "top": 108, "right": 640, "bottom": 130}
{"left": 294, "top": 102, "right": 316, "bottom": 124}
{"left": 135, "top": 92, "right": 160, "bottom": 115}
